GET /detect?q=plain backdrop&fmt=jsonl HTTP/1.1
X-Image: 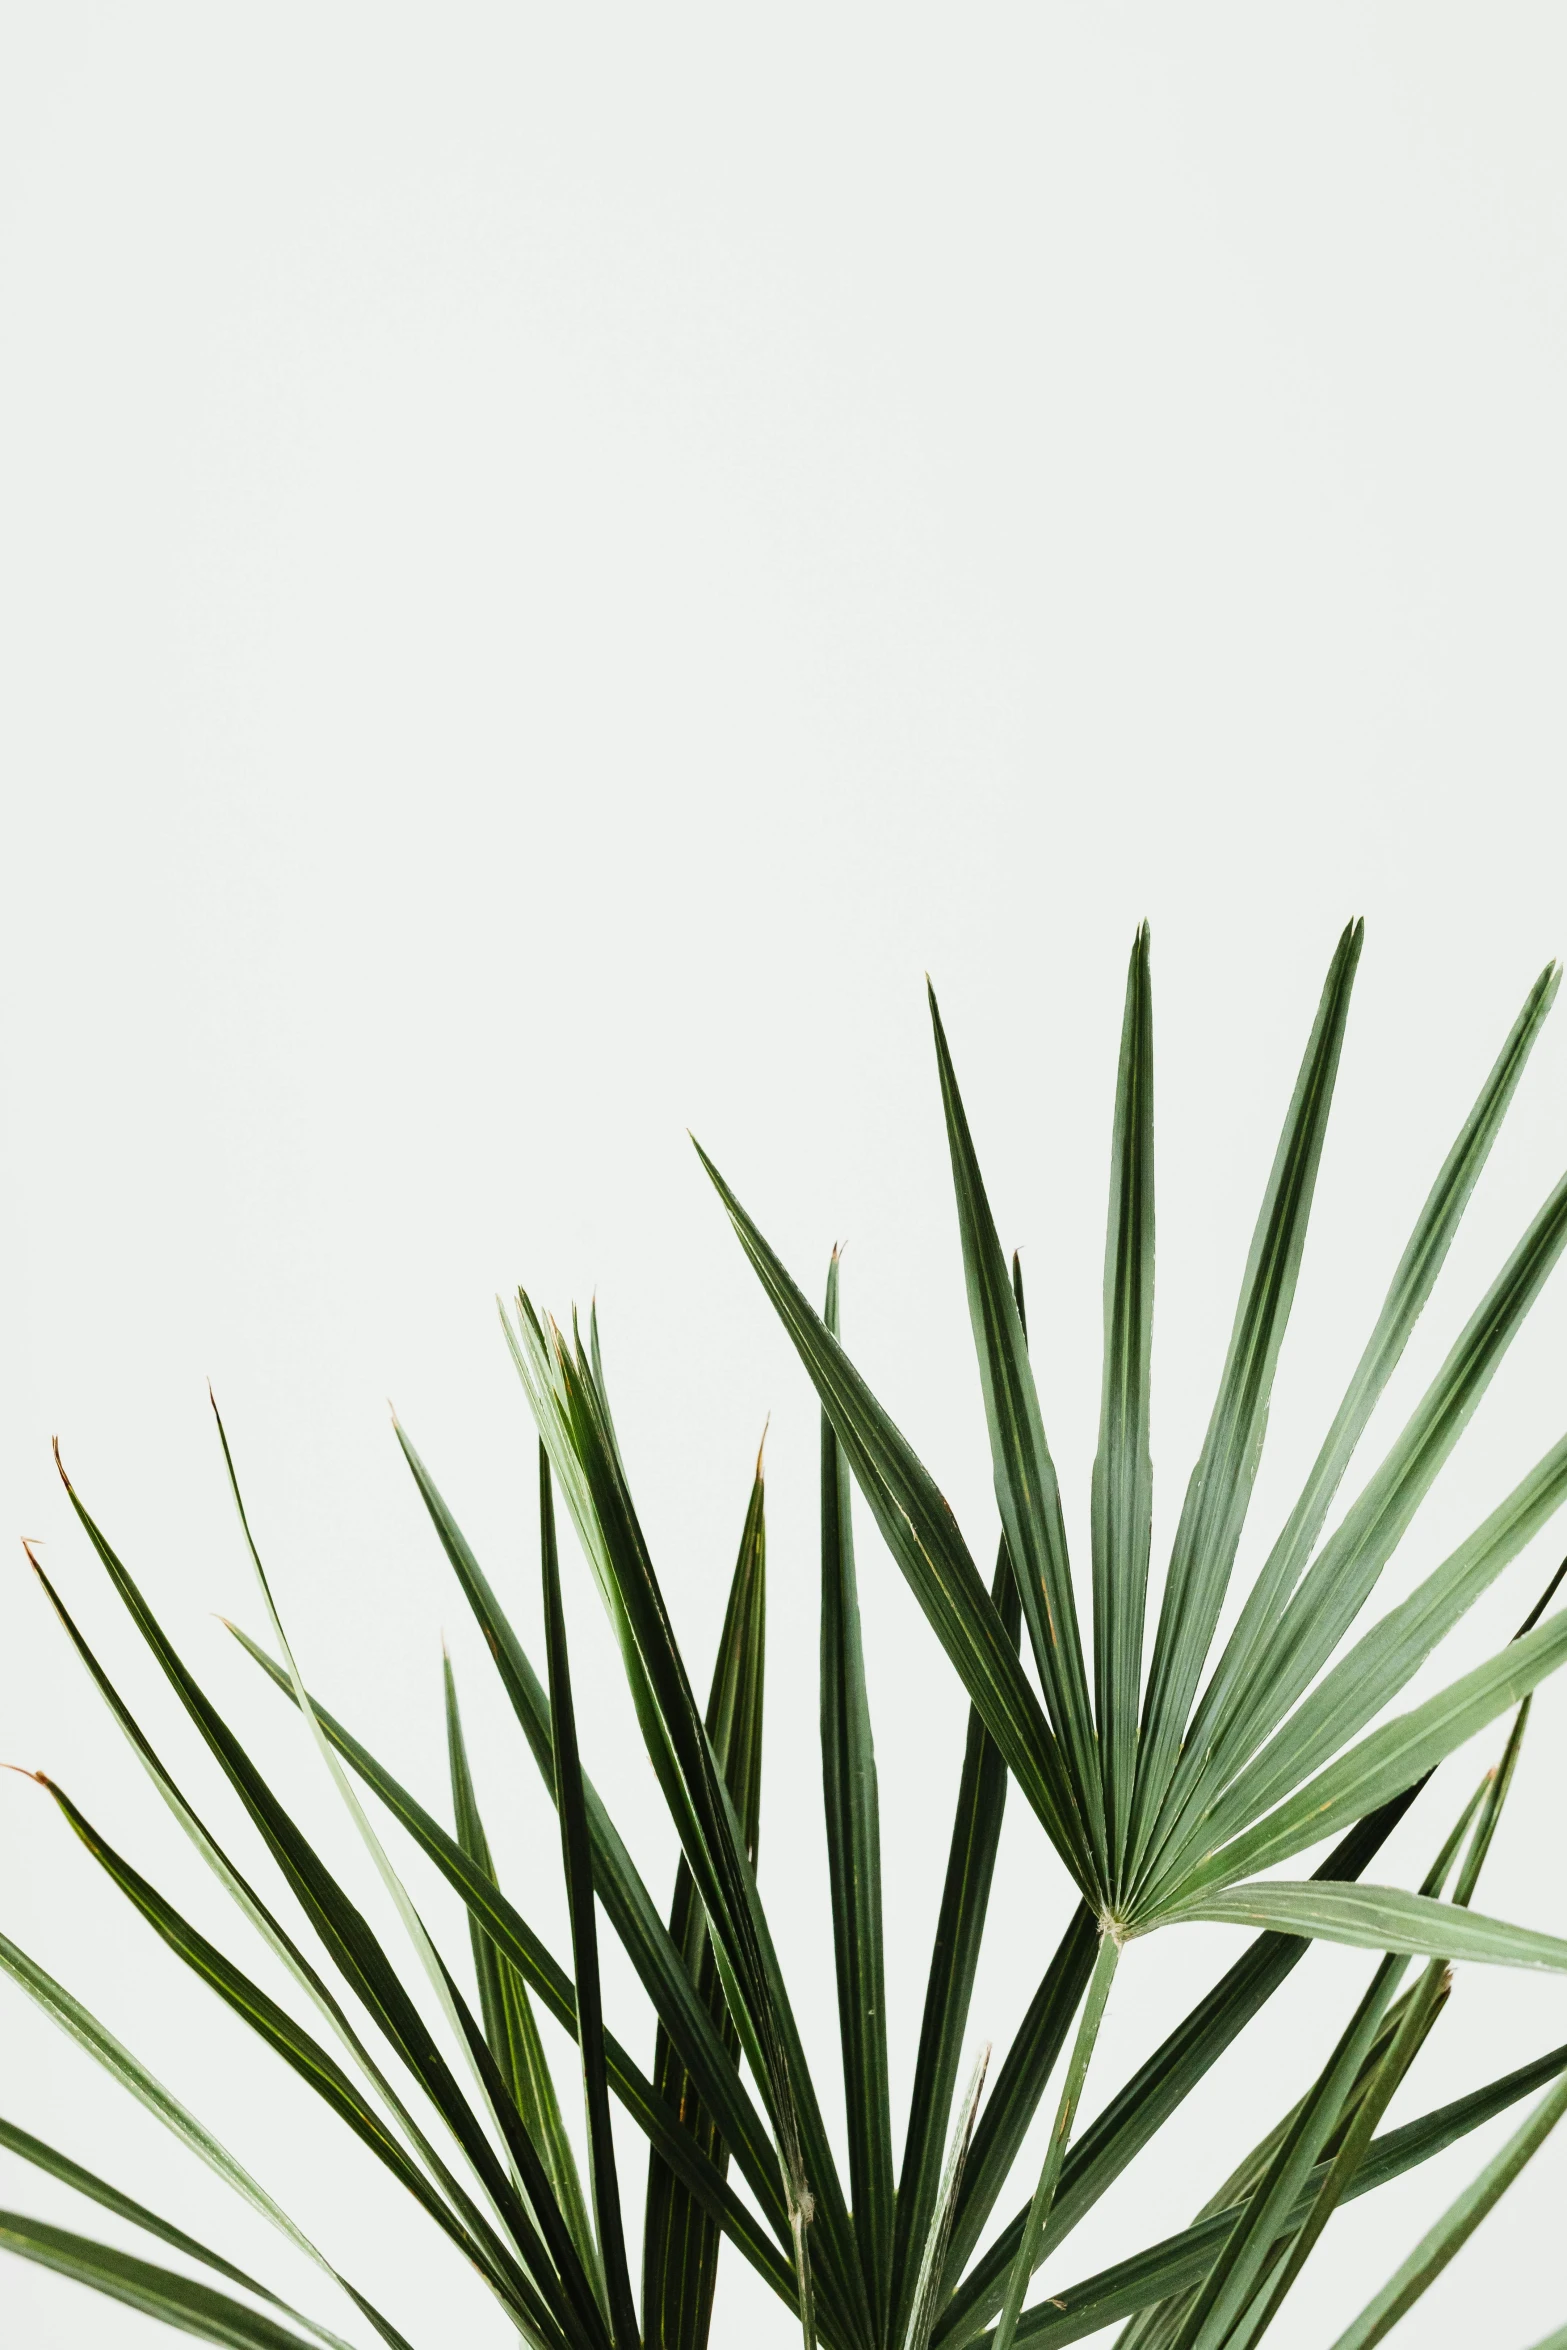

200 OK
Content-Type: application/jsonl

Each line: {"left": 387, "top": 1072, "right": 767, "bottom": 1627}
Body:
{"left": 5, "top": 10, "right": 1567, "bottom": 2347}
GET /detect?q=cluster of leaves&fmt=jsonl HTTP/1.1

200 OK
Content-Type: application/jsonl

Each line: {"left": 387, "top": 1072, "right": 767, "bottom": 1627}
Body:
{"left": 7, "top": 926, "right": 1567, "bottom": 2350}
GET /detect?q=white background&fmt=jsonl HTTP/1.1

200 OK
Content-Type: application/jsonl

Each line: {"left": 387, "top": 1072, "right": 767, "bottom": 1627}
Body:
{"left": 4, "top": 10, "right": 1567, "bottom": 2346}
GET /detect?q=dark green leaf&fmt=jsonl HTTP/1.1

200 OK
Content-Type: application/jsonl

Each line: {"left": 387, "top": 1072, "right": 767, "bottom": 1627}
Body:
{"left": 0, "top": 2211, "right": 333, "bottom": 2350}
{"left": 892, "top": 1525, "right": 1024, "bottom": 2346}
{"left": 508, "top": 1302, "right": 866, "bottom": 2350}
{"left": 0, "top": 2117, "right": 375, "bottom": 2350}
{"left": 927, "top": 983, "right": 1104, "bottom": 1874}
{"left": 541, "top": 1445, "right": 641, "bottom": 2349}
{"left": 944, "top": 1906, "right": 1098, "bottom": 2296}
{"left": 444, "top": 1654, "right": 602, "bottom": 2307}
{"left": 820, "top": 1254, "right": 895, "bottom": 2336}
{"left": 1121, "top": 1775, "right": 1489, "bottom": 2350}
{"left": 1162, "top": 1955, "right": 1407, "bottom": 2349}
{"left": 226, "top": 1622, "right": 797, "bottom": 2313}
{"left": 51, "top": 1456, "right": 572, "bottom": 2324}
{"left": 1452, "top": 1696, "right": 1530, "bottom": 1909}
{"left": 690, "top": 1142, "right": 1092, "bottom": 1894}
{"left": 30, "top": 1776, "right": 566, "bottom": 2347}
{"left": 902, "top": 2047, "right": 991, "bottom": 2350}
{"left": 19, "top": 1558, "right": 488, "bottom": 2350}
{"left": 644, "top": 1440, "right": 768, "bottom": 2350}
{"left": 393, "top": 1420, "right": 788, "bottom": 2247}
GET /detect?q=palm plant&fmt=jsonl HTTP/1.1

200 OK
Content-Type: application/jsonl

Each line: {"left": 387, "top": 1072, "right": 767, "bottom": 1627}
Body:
{"left": 9, "top": 923, "right": 1567, "bottom": 2350}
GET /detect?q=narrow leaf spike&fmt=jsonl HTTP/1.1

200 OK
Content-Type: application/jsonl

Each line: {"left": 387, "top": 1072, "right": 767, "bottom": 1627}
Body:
{"left": 643, "top": 1442, "right": 769, "bottom": 2350}
{"left": 1329, "top": 2066, "right": 1567, "bottom": 2350}
{"left": 227, "top": 1615, "right": 796, "bottom": 2305}
{"left": 1154, "top": 956, "right": 1561, "bottom": 1856}
{"left": 927, "top": 981, "right": 1106, "bottom": 1882}
{"left": 900, "top": 2045, "right": 990, "bottom": 2350}
{"left": 1092, "top": 923, "right": 1156, "bottom": 1894}
{"left": 993, "top": 1932, "right": 1121, "bottom": 2350}
{"left": 541, "top": 1445, "right": 642, "bottom": 2350}
{"left": 821, "top": 1252, "right": 896, "bottom": 2341}
{"left": 691, "top": 1140, "right": 1094, "bottom": 1894}
{"left": 892, "top": 1530, "right": 1025, "bottom": 2336}
{"left": 0, "top": 2213, "right": 344, "bottom": 2350}
{"left": 1127, "top": 920, "right": 1363, "bottom": 1883}
{"left": 444, "top": 1653, "right": 603, "bottom": 2308}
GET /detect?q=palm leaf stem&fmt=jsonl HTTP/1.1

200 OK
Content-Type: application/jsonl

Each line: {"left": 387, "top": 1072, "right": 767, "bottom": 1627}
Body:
{"left": 969, "top": 2027, "right": 1567, "bottom": 2348}
{"left": 935, "top": 1784, "right": 1429, "bottom": 2346}
{"left": 992, "top": 1932, "right": 1120, "bottom": 2350}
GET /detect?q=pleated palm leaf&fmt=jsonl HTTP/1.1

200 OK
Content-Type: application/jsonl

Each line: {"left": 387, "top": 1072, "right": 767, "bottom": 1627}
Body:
{"left": 6, "top": 924, "right": 1567, "bottom": 2350}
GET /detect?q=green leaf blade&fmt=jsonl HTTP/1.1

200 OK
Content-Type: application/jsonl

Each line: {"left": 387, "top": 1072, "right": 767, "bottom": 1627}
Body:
{"left": 226, "top": 1621, "right": 798, "bottom": 2312}
{"left": 935, "top": 1782, "right": 1430, "bottom": 2348}
{"left": 1329, "top": 2067, "right": 1567, "bottom": 2350}
{"left": 820, "top": 1254, "right": 896, "bottom": 2339}
{"left": 926, "top": 983, "right": 1105, "bottom": 1878}
{"left": 901, "top": 2046, "right": 991, "bottom": 2350}
{"left": 523, "top": 1316, "right": 863, "bottom": 2350}
{"left": 444, "top": 1654, "right": 603, "bottom": 2311}
{"left": 1092, "top": 925, "right": 1156, "bottom": 1892}
{"left": 540, "top": 1446, "right": 642, "bottom": 2350}
{"left": 0, "top": 2213, "right": 336, "bottom": 2350}
{"left": 1165, "top": 1879, "right": 1567, "bottom": 1974}
{"left": 892, "top": 1528, "right": 1023, "bottom": 2346}
{"left": 1159, "top": 1608, "right": 1567, "bottom": 1907}
{"left": 691, "top": 1141, "right": 1092, "bottom": 1893}
{"left": 644, "top": 1441, "right": 769, "bottom": 2350}
{"left": 1149, "top": 958, "right": 1560, "bottom": 1873}
{"left": 1127, "top": 922, "right": 1362, "bottom": 1885}
{"left": 1149, "top": 1443, "right": 1567, "bottom": 1904}
{"left": 1190, "top": 1150, "right": 1567, "bottom": 1822}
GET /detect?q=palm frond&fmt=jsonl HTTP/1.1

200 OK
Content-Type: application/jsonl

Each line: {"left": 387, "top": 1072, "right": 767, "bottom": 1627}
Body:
{"left": 14, "top": 926, "right": 1567, "bottom": 2350}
